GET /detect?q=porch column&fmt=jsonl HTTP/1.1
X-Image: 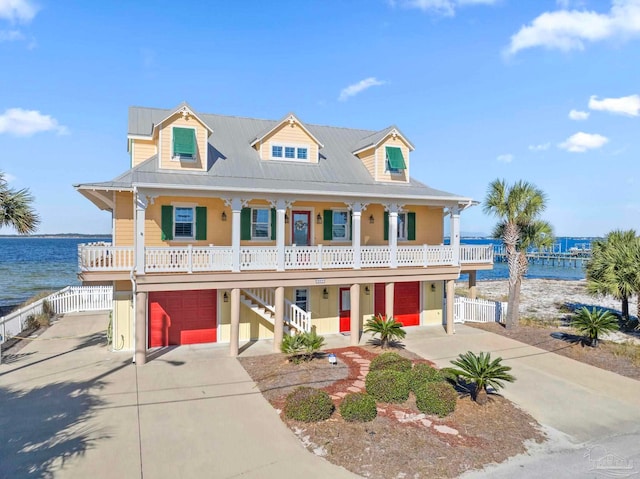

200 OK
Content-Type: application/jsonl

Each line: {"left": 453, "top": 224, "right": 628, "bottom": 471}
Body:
{"left": 385, "top": 282, "right": 394, "bottom": 320}
{"left": 273, "top": 286, "right": 285, "bottom": 352}
{"left": 352, "top": 205, "right": 362, "bottom": 269}
{"left": 450, "top": 206, "right": 460, "bottom": 266}
{"left": 350, "top": 283, "right": 360, "bottom": 346}
{"left": 135, "top": 291, "right": 147, "bottom": 365}
{"left": 445, "top": 279, "right": 455, "bottom": 335}
{"left": 276, "top": 200, "right": 286, "bottom": 272}
{"left": 389, "top": 209, "right": 398, "bottom": 269}
{"left": 231, "top": 198, "right": 242, "bottom": 272}
{"left": 229, "top": 288, "right": 240, "bottom": 356}
{"left": 134, "top": 192, "right": 148, "bottom": 275}
{"left": 468, "top": 270, "right": 477, "bottom": 300}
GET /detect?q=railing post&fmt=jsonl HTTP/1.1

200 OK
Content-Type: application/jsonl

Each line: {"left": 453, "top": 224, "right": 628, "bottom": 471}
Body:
{"left": 318, "top": 244, "right": 323, "bottom": 271}
{"left": 187, "top": 244, "right": 193, "bottom": 273}
{"left": 423, "top": 244, "right": 428, "bottom": 268}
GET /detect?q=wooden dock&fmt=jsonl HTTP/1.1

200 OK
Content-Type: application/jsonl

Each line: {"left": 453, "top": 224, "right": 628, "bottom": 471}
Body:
{"left": 493, "top": 247, "right": 591, "bottom": 268}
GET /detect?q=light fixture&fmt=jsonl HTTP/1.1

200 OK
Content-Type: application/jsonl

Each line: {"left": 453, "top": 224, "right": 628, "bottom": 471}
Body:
{"left": 431, "top": 284, "right": 436, "bottom": 292}
{"left": 322, "top": 288, "right": 329, "bottom": 299}
{"left": 221, "top": 211, "right": 227, "bottom": 222}
{"left": 285, "top": 213, "right": 289, "bottom": 224}
{"left": 364, "top": 286, "right": 370, "bottom": 295}
{"left": 369, "top": 214, "right": 375, "bottom": 224}
{"left": 328, "top": 353, "right": 337, "bottom": 365}
{"left": 316, "top": 213, "right": 323, "bottom": 224}
{"left": 223, "top": 292, "right": 229, "bottom": 302}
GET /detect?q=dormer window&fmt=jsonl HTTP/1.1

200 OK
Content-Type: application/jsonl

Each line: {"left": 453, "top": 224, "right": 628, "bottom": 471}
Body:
{"left": 172, "top": 127, "right": 196, "bottom": 160}
{"left": 385, "top": 146, "right": 406, "bottom": 173}
{"left": 270, "top": 143, "right": 310, "bottom": 162}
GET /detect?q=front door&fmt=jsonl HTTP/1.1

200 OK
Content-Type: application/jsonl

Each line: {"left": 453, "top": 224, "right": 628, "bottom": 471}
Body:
{"left": 292, "top": 211, "right": 311, "bottom": 246}
{"left": 339, "top": 287, "right": 351, "bottom": 332}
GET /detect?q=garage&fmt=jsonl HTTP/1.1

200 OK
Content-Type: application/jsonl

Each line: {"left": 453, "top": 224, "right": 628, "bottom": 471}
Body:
{"left": 149, "top": 290, "right": 217, "bottom": 347}
{"left": 374, "top": 282, "right": 421, "bottom": 327}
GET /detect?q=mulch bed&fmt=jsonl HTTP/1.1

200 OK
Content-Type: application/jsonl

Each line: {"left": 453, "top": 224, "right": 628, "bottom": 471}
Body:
{"left": 239, "top": 346, "right": 545, "bottom": 479}
{"left": 468, "top": 323, "right": 640, "bottom": 381}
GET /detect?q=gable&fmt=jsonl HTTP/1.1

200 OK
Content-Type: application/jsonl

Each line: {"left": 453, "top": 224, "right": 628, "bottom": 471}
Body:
{"left": 158, "top": 110, "right": 209, "bottom": 171}
{"left": 256, "top": 119, "right": 320, "bottom": 164}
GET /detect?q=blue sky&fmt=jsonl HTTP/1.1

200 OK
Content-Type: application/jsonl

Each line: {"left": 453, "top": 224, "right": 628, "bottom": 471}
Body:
{"left": 0, "top": 0, "right": 639, "bottom": 237}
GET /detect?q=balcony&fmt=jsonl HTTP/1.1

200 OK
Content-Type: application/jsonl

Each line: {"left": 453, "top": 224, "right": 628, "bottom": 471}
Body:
{"left": 78, "top": 243, "right": 493, "bottom": 274}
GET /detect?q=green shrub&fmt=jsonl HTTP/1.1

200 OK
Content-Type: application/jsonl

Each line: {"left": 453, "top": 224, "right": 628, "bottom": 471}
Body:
{"left": 364, "top": 314, "right": 406, "bottom": 348}
{"left": 370, "top": 352, "right": 412, "bottom": 373}
{"left": 415, "top": 381, "right": 457, "bottom": 417}
{"left": 284, "top": 387, "right": 334, "bottom": 422}
{"left": 281, "top": 330, "right": 326, "bottom": 363}
{"left": 365, "top": 369, "right": 410, "bottom": 403}
{"left": 409, "top": 363, "right": 443, "bottom": 392}
{"left": 339, "top": 393, "right": 377, "bottom": 422}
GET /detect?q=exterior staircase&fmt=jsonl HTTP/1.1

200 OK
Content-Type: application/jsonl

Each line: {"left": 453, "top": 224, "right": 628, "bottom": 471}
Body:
{"left": 239, "top": 288, "right": 311, "bottom": 334}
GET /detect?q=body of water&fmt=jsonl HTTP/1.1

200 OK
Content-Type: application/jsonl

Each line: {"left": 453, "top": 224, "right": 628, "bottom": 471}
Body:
{"left": 0, "top": 236, "right": 593, "bottom": 309}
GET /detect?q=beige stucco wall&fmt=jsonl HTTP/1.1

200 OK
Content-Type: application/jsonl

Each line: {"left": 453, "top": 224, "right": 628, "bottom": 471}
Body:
{"left": 131, "top": 139, "right": 157, "bottom": 167}
{"left": 158, "top": 113, "right": 208, "bottom": 171}
{"left": 375, "top": 135, "right": 410, "bottom": 183}
{"left": 422, "top": 281, "right": 444, "bottom": 325}
{"left": 257, "top": 120, "right": 319, "bottom": 164}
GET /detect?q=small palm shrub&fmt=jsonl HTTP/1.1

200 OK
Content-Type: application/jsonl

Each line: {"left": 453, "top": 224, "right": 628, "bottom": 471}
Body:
{"left": 281, "top": 330, "right": 326, "bottom": 363}
{"left": 370, "top": 352, "right": 412, "bottom": 373}
{"left": 339, "top": 392, "right": 377, "bottom": 422}
{"left": 447, "top": 351, "right": 515, "bottom": 405}
{"left": 409, "top": 363, "right": 443, "bottom": 392}
{"left": 284, "top": 387, "right": 334, "bottom": 422}
{"left": 415, "top": 381, "right": 457, "bottom": 417}
{"left": 365, "top": 369, "right": 410, "bottom": 403}
{"left": 364, "top": 314, "right": 406, "bottom": 348}
{"left": 571, "top": 307, "right": 619, "bottom": 347}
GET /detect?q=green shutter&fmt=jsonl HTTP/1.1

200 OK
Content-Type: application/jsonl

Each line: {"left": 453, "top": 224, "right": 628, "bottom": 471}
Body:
{"left": 386, "top": 146, "right": 406, "bottom": 170}
{"left": 195, "top": 206, "right": 207, "bottom": 240}
{"left": 383, "top": 211, "right": 389, "bottom": 241}
{"left": 161, "top": 205, "right": 173, "bottom": 241}
{"left": 323, "top": 210, "right": 333, "bottom": 241}
{"left": 270, "top": 208, "right": 276, "bottom": 241}
{"left": 173, "top": 127, "right": 196, "bottom": 157}
{"left": 407, "top": 212, "right": 416, "bottom": 241}
{"left": 349, "top": 212, "right": 353, "bottom": 241}
{"left": 241, "top": 208, "right": 251, "bottom": 240}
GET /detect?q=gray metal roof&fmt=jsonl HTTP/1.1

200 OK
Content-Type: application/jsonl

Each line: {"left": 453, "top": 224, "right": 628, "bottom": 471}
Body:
{"left": 80, "top": 105, "right": 473, "bottom": 206}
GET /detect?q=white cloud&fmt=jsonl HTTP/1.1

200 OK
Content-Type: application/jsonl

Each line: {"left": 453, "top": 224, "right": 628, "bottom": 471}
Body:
{"left": 528, "top": 142, "right": 551, "bottom": 151}
{"left": 588, "top": 94, "right": 640, "bottom": 116}
{"left": 390, "top": 0, "right": 497, "bottom": 16}
{"left": 0, "top": 108, "right": 68, "bottom": 136}
{"left": 0, "top": 28, "right": 22, "bottom": 41}
{"left": 569, "top": 109, "right": 590, "bottom": 120}
{"left": 496, "top": 153, "right": 513, "bottom": 163}
{"left": 2, "top": 172, "right": 16, "bottom": 182}
{"left": 506, "top": 0, "right": 640, "bottom": 56}
{"left": 338, "top": 77, "right": 386, "bottom": 101}
{"left": 558, "top": 131, "right": 609, "bottom": 152}
{"left": 0, "top": 0, "right": 38, "bottom": 23}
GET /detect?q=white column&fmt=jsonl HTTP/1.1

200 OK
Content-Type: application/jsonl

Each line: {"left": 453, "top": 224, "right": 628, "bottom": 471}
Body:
{"left": 230, "top": 288, "right": 240, "bottom": 356}
{"left": 276, "top": 199, "right": 286, "bottom": 271}
{"left": 446, "top": 280, "right": 455, "bottom": 335}
{"left": 389, "top": 211, "right": 398, "bottom": 269}
{"left": 350, "top": 283, "right": 360, "bottom": 346}
{"left": 385, "top": 282, "right": 394, "bottom": 320}
{"left": 134, "top": 192, "right": 148, "bottom": 275}
{"left": 450, "top": 206, "right": 460, "bottom": 265}
{"left": 231, "top": 198, "right": 242, "bottom": 272}
{"left": 135, "top": 291, "right": 147, "bottom": 365}
{"left": 274, "top": 286, "right": 285, "bottom": 352}
{"left": 352, "top": 205, "right": 362, "bottom": 269}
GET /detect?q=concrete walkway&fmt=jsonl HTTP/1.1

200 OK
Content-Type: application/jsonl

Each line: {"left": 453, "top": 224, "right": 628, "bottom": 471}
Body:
{"left": 0, "top": 313, "right": 358, "bottom": 479}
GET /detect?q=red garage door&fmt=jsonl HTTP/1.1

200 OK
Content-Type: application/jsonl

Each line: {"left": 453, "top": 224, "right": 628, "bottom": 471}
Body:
{"left": 374, "top": 282, "right": 420, "bottom": 327}
{"left": 149, "top": 290, "right": 217, "bottom": 347}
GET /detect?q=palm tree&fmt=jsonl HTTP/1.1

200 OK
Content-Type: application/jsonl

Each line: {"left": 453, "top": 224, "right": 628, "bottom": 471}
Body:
{"left": 364, "top": 314, "right": 406, "bottom": 349}
{"left": 0, "top": 172, "right": 40, "bottom": 234}
{"left": 585, "top": 230, "right": 638, "bottom": 321}
{"left": 571, "top": 307, "right": 619, "bottom": 347}
{"left": 483, "top": 179, "right": 550, "bottom": 328}
{"left": 447, "top": 351, "right": 515, "bottom": 405}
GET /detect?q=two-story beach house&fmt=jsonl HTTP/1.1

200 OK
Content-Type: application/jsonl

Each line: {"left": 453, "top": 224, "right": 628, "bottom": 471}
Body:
{"left": 75, "top": 103, "right": 493, "bottom": 364}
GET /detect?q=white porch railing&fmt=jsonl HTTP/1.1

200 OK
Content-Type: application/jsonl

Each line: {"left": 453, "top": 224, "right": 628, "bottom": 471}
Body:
{"left": 241, "top": 288, "right": 311, "bottom": 333}
{"left": 0, "top": 285, "right": 113, "bottom": 346}
{"left": 453, "top": 296, "right": 507, "bottom": 324}
{"left": 285, "top": 300, "right": 312, "bottom": 333}
{"left": 78, "top": 243, "right": 493, "bottom": 274}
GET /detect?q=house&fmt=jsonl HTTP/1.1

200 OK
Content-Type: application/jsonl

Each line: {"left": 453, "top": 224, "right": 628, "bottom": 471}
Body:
{"left": 75, "top": 102, "right": 493, "bottom": 364}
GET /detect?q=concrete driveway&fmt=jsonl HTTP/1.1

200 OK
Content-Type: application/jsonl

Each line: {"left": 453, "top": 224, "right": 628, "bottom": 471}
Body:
{"left": 0, "top": 313, "right": 358, "bottom": 479}
{"left": 403, "top": 325, "right": 640, "bottom": 478}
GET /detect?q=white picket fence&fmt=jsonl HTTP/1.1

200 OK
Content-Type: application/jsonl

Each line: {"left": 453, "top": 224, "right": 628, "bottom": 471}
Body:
{"left": 453, "top": 296, "right": 507, "bottom": 324}
{"left": 0, "top": 285, "right": 113, "bottom": 345}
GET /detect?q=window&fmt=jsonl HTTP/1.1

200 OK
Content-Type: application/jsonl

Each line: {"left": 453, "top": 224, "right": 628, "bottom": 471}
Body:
{"left": 332, "top": 211, "right": 349, "bottom": 240}
{"left": 175, "top": 207, "right": 194, "bottom": 238}
{"left": 270, "top": 143, "right": 310, "bottom": 161}
{"left": 285, "top": 146, "right": 296, "bottom": 159}
{"left": 385, "top": 146, "right": 407, "bottom": 173}
{"left": 251, "top": 208, "right": 270, "bottom": 239}
{"left": 172, "top": 127, "right": 196, "bottom": 160}
{"left": 294, "top": 288, "right": 309, "bottom": 312}
{"left": 297, "top": 147, "right": 308, "bottom": 160}
{"left": 272, "top": 145, "right": 283, "bottom": 158}
{"left": 397, "top": 213, "right": 407, "bottom": 240}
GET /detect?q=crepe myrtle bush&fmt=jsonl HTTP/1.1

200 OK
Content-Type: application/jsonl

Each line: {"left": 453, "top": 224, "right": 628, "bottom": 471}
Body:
{"left": 415, "top": 381, "right": 458, "bottom": 418}
{"left": 365, "top": 369, "right": 410, "bottom": 403}
{"left": 369, "top": 352, "right": 412, "bottom": 373}
{"left": 284, "top": 387, "right": 334, "bottom": 422}
{"left": 408, "top": 363, "right": 444, "bottom": 393}
{"left": 339, "top": 392, "right": 377, "bottom": 422}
